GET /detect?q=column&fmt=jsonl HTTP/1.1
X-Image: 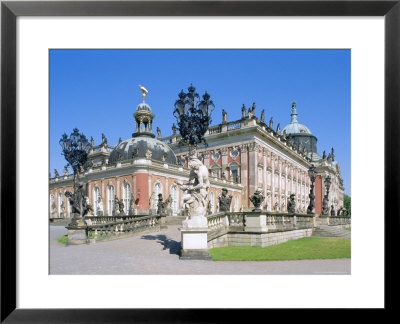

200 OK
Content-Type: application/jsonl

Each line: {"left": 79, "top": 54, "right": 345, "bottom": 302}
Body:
{"left": 248, "top": 143, "right": 257, "bottom": 206}
{"left": 240, "top": 144, "right": 248, "bottom": 207}
{"left": 221, "top": 147, "right": 228, "bottom": 179}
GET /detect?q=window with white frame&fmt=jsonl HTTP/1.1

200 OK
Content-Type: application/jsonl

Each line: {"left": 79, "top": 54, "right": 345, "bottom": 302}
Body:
{"left": 170, "top": 185, "right": 178, "bottom": 214}
{"left": 123, "top": 182, "right": 131, "bottom": 214}
{"left": 50, "top": 194, "right": 55, "bottom": 215}
{"left": 229, "top": 162, "right": 240, "bottom": 183}
{"left": 154, "top": 182, "right": 162, "bottom": 208}
{"left": 234, "top": 195, "right": 238, "bottom": 212}
{"left": 209, "top": 191, "right": 214, "bottom": 214}
{"left": 93, "top": 187, "right": 100, "bottom": 216}
{"left": 107, "top": 185, "right": 115, "bottom": 215}
{"left": 67, "top": 195, "right": 72, "bottom": 217}
{"left": 210, "top": 164, "right": 221, "bottom": 178}
{"left": 58, "top": 193, "right": 63, "bottom": 217}
{"left": 258, "top": 167, "right": 263, "bottom": 187}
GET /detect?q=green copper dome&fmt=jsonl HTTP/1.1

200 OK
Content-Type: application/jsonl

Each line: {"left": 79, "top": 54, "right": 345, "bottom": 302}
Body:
{"left": 282, "top": 102, "right": 312, "bottom": 135}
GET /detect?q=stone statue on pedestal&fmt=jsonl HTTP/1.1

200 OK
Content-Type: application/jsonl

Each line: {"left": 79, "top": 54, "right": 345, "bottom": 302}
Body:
{"left": 218, "top": 188, "right": 232, "bottom": 212}
{"left": 241, "top": 104, "right": 246, "bottom": 118}
{"left": 222, "top": 109, "right": 228, "bottom": 123}
{"left": 129, "top": 193, "right": 135, "bottom": 216}
{"left": 330, "top": 204, "right": 335, "bottom": 216}
{"left": 249, "top": 189, "right": 265, "bottom": 212}
{"left": 260, "top": 109, "right": 265, "bottom": 123}
{"left": 97, "top": 196, "right": 104, "bottom": 216}
{"left": 287, "top": 194, "right": 296, "bottom": 213}
{"left": 175, "top": 154, "right": 210, "bottom": 227}
{"left": 113, "top": 196, "right": 125, "bottom": 216}
{"left": 322, "top": 197, "right": 329, "bottom": 215}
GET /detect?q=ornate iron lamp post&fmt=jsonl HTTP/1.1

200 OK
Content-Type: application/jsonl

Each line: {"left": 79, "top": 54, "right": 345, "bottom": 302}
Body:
{"left": 307, "top": 164, "right": 317, "bottom": 214}
{"left": 173, "top": 84, "right": 215, "bottom": 149}
{"left": 59, "top": 128, "right": 91, "bottom": 223}
{"left": 322, "top": 175, "right": 331, "bottom": 215}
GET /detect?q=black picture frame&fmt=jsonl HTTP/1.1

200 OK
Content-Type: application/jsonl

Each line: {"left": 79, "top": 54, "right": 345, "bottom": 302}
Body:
{"left": 1, "top": 0, "right": 398, "bottom": 322}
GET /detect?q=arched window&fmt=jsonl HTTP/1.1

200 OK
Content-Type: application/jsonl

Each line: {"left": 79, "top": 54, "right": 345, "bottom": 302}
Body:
{"left": 66, "top": 194, "right": 72, "bottom": 217}
{"left": 123, "top": 182, "right": 131, "bottom": 214}
{"left": 107, "top": 185, "right": 115, "bottom": 215}
{"left": 58, "top": 192, "right": 63, "bottom": 217}
{"left": 93, "top": 187, "right": 100, "bottom": 216}
{"left": 170, "top": 185, "right": 178, "bottom": 214}
{"left": 50, "top": 194, "right": 55, "bottom": 216}
{"left": 153, "top": 182, "right": 162, "bottom": 209}
{"left": 209, "top": 192, "right": 214, "bottom": 214}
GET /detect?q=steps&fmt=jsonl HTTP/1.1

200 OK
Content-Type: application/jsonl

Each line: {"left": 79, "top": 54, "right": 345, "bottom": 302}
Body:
{"left": 312, "top": 225, "right": 351, "bottom": 238}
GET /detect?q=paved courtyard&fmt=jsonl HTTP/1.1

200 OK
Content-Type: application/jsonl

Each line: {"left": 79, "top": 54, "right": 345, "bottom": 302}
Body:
{"left": 50, "top": 225, "right": 351, "bottom": 275}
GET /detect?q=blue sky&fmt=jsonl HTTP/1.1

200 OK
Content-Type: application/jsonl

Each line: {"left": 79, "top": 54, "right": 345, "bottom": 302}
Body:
{"left": 50, "top": 49, "right": 351, "bottom": 195}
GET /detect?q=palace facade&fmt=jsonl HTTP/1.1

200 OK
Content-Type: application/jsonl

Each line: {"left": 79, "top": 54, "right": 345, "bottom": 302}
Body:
{"left": 49, "top": 86, "right": 345, "bottom": 219}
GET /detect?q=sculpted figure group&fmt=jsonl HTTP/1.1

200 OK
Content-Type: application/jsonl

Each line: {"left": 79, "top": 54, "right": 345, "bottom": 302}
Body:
{"left": 176, "top": 154, "right": 210, "bottom": 218}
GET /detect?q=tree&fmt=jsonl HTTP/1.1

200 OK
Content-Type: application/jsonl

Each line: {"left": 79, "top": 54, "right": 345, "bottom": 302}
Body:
{"left": 344, "top": 194, "right": 351, "bottom": 215}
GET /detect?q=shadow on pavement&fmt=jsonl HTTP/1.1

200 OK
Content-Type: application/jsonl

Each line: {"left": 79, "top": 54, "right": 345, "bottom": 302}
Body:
{"left": 141, "top": 234, "right": 181, "bottom": 255}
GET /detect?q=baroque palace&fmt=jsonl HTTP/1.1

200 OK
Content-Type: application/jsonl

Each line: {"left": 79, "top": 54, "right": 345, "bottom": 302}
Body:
{"left": 49, "top": 85, "right": 345, "bottom": 219}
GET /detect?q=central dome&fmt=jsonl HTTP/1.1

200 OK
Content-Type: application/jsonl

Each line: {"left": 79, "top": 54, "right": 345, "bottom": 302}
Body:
{"left": 108, "top": 137, "right": 177, "bottom": 165}
{"left": 108, "top": 86, "right": 177, "bottom": 165}
{"left": 282, "top": 101, "right": 312, "bottom": 135}
{"left": 282, "top": 122, "right": 312, "bottom": 135}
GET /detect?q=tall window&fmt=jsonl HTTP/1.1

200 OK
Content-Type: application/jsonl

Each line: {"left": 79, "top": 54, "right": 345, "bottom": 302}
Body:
{"left": 209, "top": 192, "right": 214, "bottom": 214}
{"left": 93, "top": 187, "right": 100, "bottom": 216}
{"left": 58, "top": 193, "right": 63, "bottom": 217}
{"left": 258, "top": 167, "right": 263, "bottom": 187}
{"left": 107, "top": 185, "right": 115, "bottom": 215}
{"left": 234, "top": 195, "right": 238, "bottom": 212}
{"left": 50, "top": 194, "right": 55, "bottom": 216}
{"left": 67, "top": 194, "right": 72, "bottom": 217}
{"left": 153, "top": 182, "right": 162, "bottom": 209}
{"left": 229, "top": 162, "right": 240, "bottom": 183}
{"left": 170, "top": 185, "right": 178, "bottom": 214}
{"left": 211, "top": 165, "right": 221, "bottom": 178}
{"left": 123, "top": 182, "right": 131, "bottom": 214}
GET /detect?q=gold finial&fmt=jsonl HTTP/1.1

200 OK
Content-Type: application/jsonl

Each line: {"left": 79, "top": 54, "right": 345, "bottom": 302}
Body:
{"left": 139, "top": 84, "right": 148, "bottom": 102}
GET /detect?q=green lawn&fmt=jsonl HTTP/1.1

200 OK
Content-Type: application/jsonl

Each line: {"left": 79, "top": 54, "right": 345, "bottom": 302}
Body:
{"left": 58, "top": 235, "right": 68, "bottom": 245}
{"left": 209, "top": 237, "right": 351, "bottom": 261}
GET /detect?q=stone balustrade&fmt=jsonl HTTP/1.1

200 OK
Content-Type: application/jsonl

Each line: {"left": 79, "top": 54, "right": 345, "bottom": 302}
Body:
{"left": 208, "top": 125, "right": 222, "bottom": 134}
{"left": 206, "top": 211, "right": 316, "bottom": 247}
{"left": 321, "top": 216, "right": 351, "bottom": 226}
{"left": 207, "top": 212, "right": 313, "bottom": 231}
{"left": 85, "top": 215, "right": 140, "bottom": 225}
{"left": 76, "top": 215, "right": 161, "bottom": 244}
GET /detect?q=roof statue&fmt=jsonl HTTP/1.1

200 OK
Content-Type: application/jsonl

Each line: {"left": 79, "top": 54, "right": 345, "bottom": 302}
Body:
{"left": 139, "top": 84, "right": 148, "bottom": 102}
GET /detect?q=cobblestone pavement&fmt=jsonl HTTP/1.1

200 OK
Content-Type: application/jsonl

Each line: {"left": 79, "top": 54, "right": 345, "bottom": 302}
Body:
{"left": 50, "top": 225, "right": 351, "bottom": 275}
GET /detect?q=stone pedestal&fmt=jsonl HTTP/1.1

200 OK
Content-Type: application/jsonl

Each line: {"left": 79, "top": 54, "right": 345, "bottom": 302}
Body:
{"left": 244, "top": 213, "right": 268, "bottom": 232}
{"left": 66, "top": 216, "right": 88, "bottom": 245}
{"left": 318, "top": 216, "right": 329, "bottom": 226}
{"left": 67, "top": 227, "right": 87, "bottom": 245}
{"left": 159, "top": 214, "right": 168, "bottom": 229}
{"left": 179, "top": 216, "right": 211, "bottom": 260}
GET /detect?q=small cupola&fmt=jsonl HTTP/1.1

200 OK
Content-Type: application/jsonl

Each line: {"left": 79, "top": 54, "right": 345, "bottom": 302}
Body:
{"left": 132, "top": 85, "right": 155, "bottom": 138}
